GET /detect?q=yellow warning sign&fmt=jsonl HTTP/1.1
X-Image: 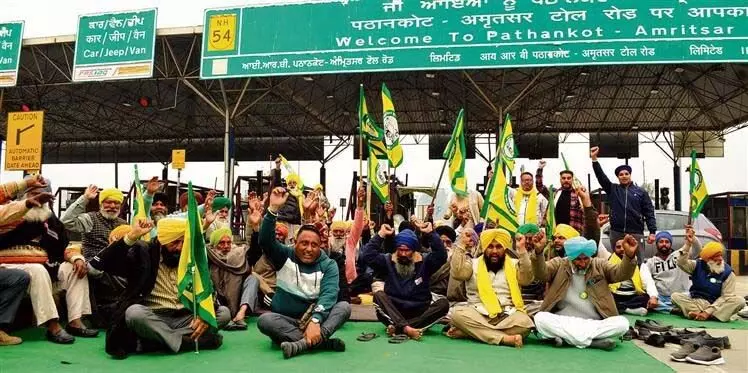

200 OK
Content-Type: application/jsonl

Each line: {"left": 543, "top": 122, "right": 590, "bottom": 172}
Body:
{"left": 5, "top": 111, "right": 44, "bottom": 171}
{"left": 172, "top": 149, "right": 186, "bottom": 170}
{"left": 207, "top": 14, "right": 237, "bottom": 52}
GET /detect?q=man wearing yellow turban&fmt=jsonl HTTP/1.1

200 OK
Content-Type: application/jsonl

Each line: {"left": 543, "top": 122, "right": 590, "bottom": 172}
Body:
{"left": 446, "top": 228, "right": 535, "bottom": 347}
{"left": 671, "top": 228, "right": 745, "bottom": 322}
{"left": 92, "top": 218, "right": 230, "bottom": 357}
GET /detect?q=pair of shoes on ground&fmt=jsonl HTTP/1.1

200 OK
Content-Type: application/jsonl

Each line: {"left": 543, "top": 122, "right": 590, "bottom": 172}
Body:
{"left": 671, "top": 342, "right": 725, "bottom": 366}
{"left": 224, "top": 319, "right": 248, "bottom": 331}
{"left": 45, "top": 325, "right": 100, "bottom": 344}
{"left": 280, "top": 338, "right": 345, "bottom": 359}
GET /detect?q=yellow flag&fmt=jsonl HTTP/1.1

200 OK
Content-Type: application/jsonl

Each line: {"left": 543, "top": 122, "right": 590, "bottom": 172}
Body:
{"left": 132, "top": 165, "right": 147, "bottom": 223}
{"left": 368, "top": 145, "right": 389, "bottom": 203}
{"left": 689, "top": 150, "right": 708, "bottom": 220}
{"left": 443, "top": 109, "right": 467, "bottom": 197}
{"left": 381, "top": 83, "right": 403, "bottom": 168}
{"left": 481, "top": 159, "right": 519, "bottom": 234}
{"left": 499, "top": 114, "right": 517, "bottom": 173}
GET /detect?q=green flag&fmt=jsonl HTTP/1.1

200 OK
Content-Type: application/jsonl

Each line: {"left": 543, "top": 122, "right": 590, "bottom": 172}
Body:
{"left": 359, "top": 85, "right": 387, "bottom": 158}
{"left": 443, "top": 109, "right": 467, "bottom": 197}
{"left": 177, "top": 182, "right": 217, "bottom": 327}
{"left": 381, "top": 83, "right": 403, "bottom": 168}
{"left": 368, "top": 145, "right": 389, "bottom": 203}
{"left": 546, "top": 185, "right": 555, "bottom": 236}
{"left": 689, "top": 150, "right": 708, "bottom": 220}
{"left": 481, "top": 160, "right": 519, "bottom": 234}
{"left": 132, "top": 165, "right": 147, "bottom": 223}
{"left": 499, "top": 114, "right": 517, "bottom": 173}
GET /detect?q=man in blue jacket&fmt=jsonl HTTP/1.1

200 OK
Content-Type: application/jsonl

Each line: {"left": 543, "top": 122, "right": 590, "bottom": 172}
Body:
{"left": 362, "top": 222, "right": 449, "bottom": 341}
{"left": 591, "top": 147, "right": 657, "bottom": 257}
{"left": 256, "top": 187, "right": 351, "bottom": 359}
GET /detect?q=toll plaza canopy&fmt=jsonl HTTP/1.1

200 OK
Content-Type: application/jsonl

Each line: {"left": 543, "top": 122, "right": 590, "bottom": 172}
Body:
{"left": 0, "top": 0, "right": 747, "bottom": 165}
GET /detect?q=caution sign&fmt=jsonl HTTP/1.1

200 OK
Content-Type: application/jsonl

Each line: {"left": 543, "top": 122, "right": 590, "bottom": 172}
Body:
{"left": 171, "top": 149, "right": 185, "bottom": 170}
{"left": 5, "top": 111, "right": 44, "bottom": 171}
{"left": 207, "top": 13, "right": 236, "bottom": 52}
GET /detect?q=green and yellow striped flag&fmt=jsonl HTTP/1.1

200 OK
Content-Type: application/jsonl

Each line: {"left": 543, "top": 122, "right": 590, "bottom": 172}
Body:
{"left": 443, "top": 109, "right": 467, "bottom": 197}
{"left": 132, "top": 165, "right": 147, "bottom": 223}
{"left": 368, "top": 145, "right": 389, "bottom": 203}
{"left": 546, "top": 185, "right": 555, "bottom": 236}
{"left": 689, "top": 150, "right": 708, "bottom": 221}
{"left": 177, "top": 182, "right": 217, "bottom": 327}
{"left": 499, "top": 114, "right": 518, "bottom": 173}
{"left": 381, "top": 83, "right": 403, "bottom": 168}
{"left": 481, "top": 154, "right": 519, "bottom": 234}
{"left": 359, "top": 85, "right": 387, "bottom": 158}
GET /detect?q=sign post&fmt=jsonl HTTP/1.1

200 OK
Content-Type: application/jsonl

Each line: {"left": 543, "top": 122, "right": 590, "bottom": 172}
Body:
{"left": 0, "top": 21, "right": 24, "bottom": 87}
{"left": 201, "top": 2, "right": 748, "bottom": 78}
{"left": 73, "top": 9, "right": 158, "bottom": 82}
{"left": 172, "top": 149, "right": 185, "bottom": 206}
{"left": 5, "top": 111, "right": 44, "bottom": 172}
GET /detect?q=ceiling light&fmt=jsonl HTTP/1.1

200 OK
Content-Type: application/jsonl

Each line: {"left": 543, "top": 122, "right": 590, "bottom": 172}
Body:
{"left": 544, "top": 124, "right": 553, "bottom": 129}
{"left": 343, "top": 111, "right": 350, "bottom": 116}
{"left": 122, "top": 103, "right": 133, "bottom": 107}
{"left": 439, "top": 121, "right": 447, "bottom": 127}
{"left": 565, "top": 91, "right": 576, "bottom": 99}
{"left": 631, "top": 125, "right": 639, "bottom": 130}
{"left": 650, "top": 88, "right": 659, "bottom": 95}
{"left": 303, "top": 76, "right": 314, "bottom": 81}
{"left": 580, "top": 70, "right": 589, "bottom": 76}
{"left": 554, "top": 110, "right": 563, "bottom": 116}
{"left": 431, "top": 91, "right": 440, "bottom": 96}
{"left": 326, "top": 95, "right": 334, "bottom": 99}
{"left": 674, "top": 67, "right": 684, "bottom": 73}
{"left": 425, "top": 73, "right": 436, "bottom": 79}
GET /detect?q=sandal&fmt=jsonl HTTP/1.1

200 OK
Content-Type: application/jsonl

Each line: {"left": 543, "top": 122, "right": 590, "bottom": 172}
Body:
{"left": 357, "top": 332, "right": 378, "bottom": 342}
{"left": 388, "top": 334, "right": 409, "bottom": 344}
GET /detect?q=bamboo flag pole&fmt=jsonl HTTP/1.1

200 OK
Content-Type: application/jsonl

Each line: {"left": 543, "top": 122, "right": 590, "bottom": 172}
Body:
{"left": 366, "top": 156, "right": 372, "bottom": 218}
{"left": 430, "top": 156, "right": 450, "bottom": 207}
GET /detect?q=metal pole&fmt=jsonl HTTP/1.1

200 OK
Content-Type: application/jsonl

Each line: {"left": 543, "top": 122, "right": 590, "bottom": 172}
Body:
{"left": 224, "top": 108, "right": 231, "bottom": 195}
{"left": 654, "top": 179, "right": 660, "bottom": 210}
{"left": 176, "top": 170, "right": 181, "bottom": 207}
{"left": 673, "top": 160, "right": 682, "bottom": 211}
{"left": 430, "top": 157, "right": 450, "bottom": 206}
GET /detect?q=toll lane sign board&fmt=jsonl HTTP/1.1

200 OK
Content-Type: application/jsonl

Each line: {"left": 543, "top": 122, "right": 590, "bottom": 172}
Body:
{"left": 200, "top": 0, "right": 748, "bottom": 78}
{"left": 5, "top": 111, "right": 44, "bottom": 171}
{"left": 73, "top": 9, "right": 157, "bottom": 82}
{"left": 0, "top": 22, "right": 24, "bottom": 87}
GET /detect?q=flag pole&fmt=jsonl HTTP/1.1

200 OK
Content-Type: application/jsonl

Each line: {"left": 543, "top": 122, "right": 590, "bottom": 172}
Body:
{"left": 192, "top": 264, "right": 199, "bottom": 354}
{"left": 687, "top": 151, "right": 694, "bottom": 226}
{"left": 366, "top": 157, "right": 372, "bottom": 218}
{"left": 430, "top": 156, "right": 449, "bottom": 207}
{"left": 359, "top": 136, "right": 363, "bottom": 184}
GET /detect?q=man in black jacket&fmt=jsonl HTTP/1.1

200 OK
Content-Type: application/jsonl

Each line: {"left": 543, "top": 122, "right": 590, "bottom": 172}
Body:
{"left": 91, "top": 219, "right": 229, "bottom": 358}
{"left": 591, "top": 147, "right": 657, "bottom": 258}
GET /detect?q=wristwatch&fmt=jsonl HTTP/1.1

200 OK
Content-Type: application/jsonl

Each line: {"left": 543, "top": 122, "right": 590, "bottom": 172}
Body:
{"left": 311, "top": 317, "right": 320, "bottom": 324}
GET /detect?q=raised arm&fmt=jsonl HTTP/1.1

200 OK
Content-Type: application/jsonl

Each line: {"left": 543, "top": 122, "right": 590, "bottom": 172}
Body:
{"left": 577, "top": 187, "right": 601, "bottom": 245}
{"left": 61, "top": 185, "right": 97, "bottom": 233}
{"left": 535, "top": 161, "right": 550, "bottom": 199}
{"left": 590, "top": 147, "right": 613, "bottom": 193}
{"left": 261, "top": 188, "right": 294, "bottom": 269}
{"left": 361, "top": 226, "right": 391, "bottom": 274}
{"left": 602, "top": 235, "right": 637, "bottom": 284}
{"left": 422, "top": 224, "right": 447, "bottom": 277}
{"left": 449, "top": 241, "right": 474, "bottom": 282}
{"left": 676, "top": 227, "right": 697, "bottom": 274}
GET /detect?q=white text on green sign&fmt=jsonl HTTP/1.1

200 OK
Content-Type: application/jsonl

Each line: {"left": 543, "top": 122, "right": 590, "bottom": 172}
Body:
{"left": 0, "top": 22, "right": 24, "bottom": 87}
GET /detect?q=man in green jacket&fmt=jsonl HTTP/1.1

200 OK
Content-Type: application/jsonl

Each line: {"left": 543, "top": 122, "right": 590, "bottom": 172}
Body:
{"left": 257, "top": 187, "right": 351, "bottom": 359}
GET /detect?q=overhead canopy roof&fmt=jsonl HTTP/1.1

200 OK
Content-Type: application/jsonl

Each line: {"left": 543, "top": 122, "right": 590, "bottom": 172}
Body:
{"left": 1, "top": 32, "right": 747, "bottom": 163}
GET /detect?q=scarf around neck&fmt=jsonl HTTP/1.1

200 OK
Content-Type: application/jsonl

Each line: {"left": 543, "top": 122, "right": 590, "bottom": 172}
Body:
{"left": 514, "top": 188, "right": 538, "bottom": 224}
{"left": 476, "top": 256, "right": 525, "bottom": 318}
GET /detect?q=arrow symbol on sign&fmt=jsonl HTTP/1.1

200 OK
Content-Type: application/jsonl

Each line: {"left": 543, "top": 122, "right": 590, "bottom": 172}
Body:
{"left": 15, "top": 124, "right": 34, "bottom": 146}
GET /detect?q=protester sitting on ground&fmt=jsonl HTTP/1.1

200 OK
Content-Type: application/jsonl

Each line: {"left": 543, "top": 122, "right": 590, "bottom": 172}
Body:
{"left": 111, "top": 218, "right": 230, "bottom": 356}
{"left": 443, "top": 189, "right": 484, "bottom": 233}
{"left": 0, "top": 179, "right": 97, "bottom": 344}
{"left": 178, "top": 191, "right": 204, "bottom": 213}
{"left": 0, "top": 175, "right": 50, "bottom": 233}
{"left": 0, "top": 268, "right": 30, "bottom": 346}
{"left": 207, "top": 227, "right": 253, "bottom": 331}
{"left": 671, "top": 228, "right": 746, "bottom": 322}
{"left": 509, "top": 170, "right": 549, "bottom": 226}
{"left": 313, "top": 220, "right": 351, "bottom": 305}
{"left": 329, "top": 185, "right": 366, "bottom": 286}
{"left": 446, "top": 228, "right": 535, "bottom": 347}
{"left": 510, "top": 224, "right": 548, "bottom": 314}
{"left": 277, "top": 172, "right": 304, "bottom": 229}
{"left": 429, "top": 223, "right": 457, "bottom": 300}
{"left": 303, "top": 184, "right": 325, "bottom": 224}
{"left": 247, "top": 193, "right": 287, "bottom": 309}
{"left": 532, "top": 235, "right": 638, "bottom": 350}
{"left": 206, "top": 196, "right": 232, "bottom": 238}
{"left": 138, "top": 177, "right": 167, "bottom": 239}
{"left": 430, "top": 225, "right": 479, "bottom": 304}
{"left": 609, "top": 239, "right": 659, "bottom": 316}
{"left": 591, "top": 147, "right": 658, "bottom": 253}
{"left": 535, "top": 161, "right": 584, "bottom": 233}
{"left": 256, "top": 187, "right": 350, "bottom": 359}
{"left": 641, "top": 231, "right": 691, "bottom": 313}
{"left": 543, "top": 186, "right": 610, "bottom": 261}
{"left": 361, "top": 222, "right": 449, "bottom": 341}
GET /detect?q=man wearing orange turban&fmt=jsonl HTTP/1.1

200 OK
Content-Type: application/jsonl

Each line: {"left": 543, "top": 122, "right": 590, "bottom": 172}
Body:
{"left": 671, "top": 228, "right": 745, "bottom": 322}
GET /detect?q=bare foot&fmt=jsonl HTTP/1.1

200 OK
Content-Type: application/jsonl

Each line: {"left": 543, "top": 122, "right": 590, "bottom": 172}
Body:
{"left": 446, "top": 327, "right": 467, "bottom": 339}
{"left": 404, "top": 326, "right": 422, "bottom": 341}
{"left": 386, "top": 325, "right": 396, "bottom": 337}
{"left": 500, "top": 335, "right": 524, "bottom": 348}
{"left": 687, "top": 311, "right": 698, "bottom": 320}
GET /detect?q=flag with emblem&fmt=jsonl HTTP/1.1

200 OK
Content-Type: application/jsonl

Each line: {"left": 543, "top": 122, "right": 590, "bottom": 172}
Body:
{"left": 546, "top": 185, "right": 555, "bottom": 236}
{"left": 443, "top": 109, "right": 467, "bottom": 197}
{"left": 381, "top": 83, "right": 403, "bottom": 168}
{"left": 688, "top": 150, "right": 708, "bottom": 221}
{"left": 482, "top": 153, "right": 519, "bottom": 234}
{"left": 132, "top": 165, "right": 147, "bottom": 223}
{"left": 177, "top": 182, "right": 217, "bottom": 327}
{"left": 499, "top": 114, "right": 517, "bottom": 173}
{"left": 368, "top": 145, "right": 389, "bottom": 203}
{"left": 359, "top": 85, "right": 387, "bottom": 158}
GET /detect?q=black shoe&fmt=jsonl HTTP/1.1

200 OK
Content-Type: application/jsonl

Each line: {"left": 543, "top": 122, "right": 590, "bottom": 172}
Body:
{"left": 621, "top": 327, "right": 638, "bottom": 341}
{"left": 589, "top": 338, "right": 616, "bottom": 351}
{"left": 179, "top": 333, "right": 223, "bottom": 352}
{"left": 46, "top": 329, "right": 75, "bottom": 344}
{"left": 280, "top": 340, "right": 310, "bottom": 359}
{"left": 645, "top": 333, "right": 666, "bottom": 348}
{"left": 683, "top": 335, "right": 731, "bottom": 350}
{"left": 636, "top": 327, "right": 653, "bottom": 341}
{"left": 662, "top": 331, "right": 681, "bottom": 344}
{"left": 65, "top": 326, "right": 99, "bottom": 338}
{"left": 634, "top": 319, "right": 673, "bottom": 333}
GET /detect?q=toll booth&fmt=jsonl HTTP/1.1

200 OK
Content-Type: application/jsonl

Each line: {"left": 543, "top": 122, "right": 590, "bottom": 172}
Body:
{"left": 702, "top": 192, "right": 748, "bottom": 275}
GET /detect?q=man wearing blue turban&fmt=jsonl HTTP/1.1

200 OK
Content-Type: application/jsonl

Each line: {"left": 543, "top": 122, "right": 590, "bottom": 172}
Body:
{"left": 360, "top": 223, "right": 449, "bottom": 341}
{"left": 531, "top": 234, "right": 640, "bottom": 350}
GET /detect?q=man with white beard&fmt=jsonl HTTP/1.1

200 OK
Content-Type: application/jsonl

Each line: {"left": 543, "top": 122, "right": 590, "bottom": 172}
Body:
{"left": 327, "top": 184, "right": 365, "bottom": 285}
{"left": 0, "top": 179, "right": 97, "bottom": 343}
{"left": 671, "top": 227, "right": 745, "bottom": 322}
{"left": 62, "top": 185, "right": 127, "bottom": 260}
{"left": 205, "top": 196, "right": 232, "bottom": 239}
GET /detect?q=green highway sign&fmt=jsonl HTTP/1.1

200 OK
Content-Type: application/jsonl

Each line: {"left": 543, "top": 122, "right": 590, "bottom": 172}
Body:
{"left": 0, "top": 21, "right": 24, "bottom": 87}
{"left": 200, "top": 0, "right": 748, "bottom": 78}
{"left": 74, "top": 9, "right": 157, "bottom": 82}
